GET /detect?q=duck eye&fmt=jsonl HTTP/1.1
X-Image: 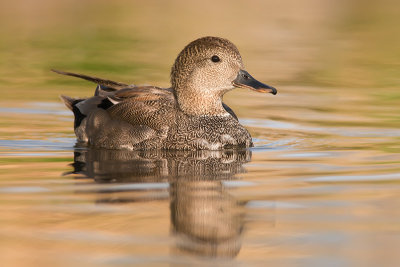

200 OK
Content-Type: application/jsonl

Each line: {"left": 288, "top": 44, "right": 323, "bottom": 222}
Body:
{"left": 211, "top": 55, "right": 220, "bottom": 62}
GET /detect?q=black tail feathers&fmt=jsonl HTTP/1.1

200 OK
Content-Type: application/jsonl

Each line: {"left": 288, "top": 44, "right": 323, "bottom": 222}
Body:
{"left": 60, "top": 95, "right": 86, "bottom": 129}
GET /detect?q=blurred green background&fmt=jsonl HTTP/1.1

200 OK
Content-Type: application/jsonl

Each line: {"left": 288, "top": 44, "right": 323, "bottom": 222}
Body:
{"left": 0, "top": 0, "right": 398, "bottom": 101}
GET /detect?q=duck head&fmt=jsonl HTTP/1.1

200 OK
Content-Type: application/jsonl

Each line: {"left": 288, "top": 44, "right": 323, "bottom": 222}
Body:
{"left": 171, "top": 36, "right": 277, "bottom": 116}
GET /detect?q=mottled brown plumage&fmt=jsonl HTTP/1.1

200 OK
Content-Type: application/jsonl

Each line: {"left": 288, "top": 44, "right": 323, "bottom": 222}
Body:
{"left": 56, "top": 36, "right": 277, "bottom": 150}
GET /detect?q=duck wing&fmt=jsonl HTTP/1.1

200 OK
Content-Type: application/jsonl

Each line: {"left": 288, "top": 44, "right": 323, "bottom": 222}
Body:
{"left": 55, "top": 69, "right": 178, "bottom": 149}
{"left": 84, "top": 86, "right": 176, "bottom": 149}
{"left": 105, "top": 86, "right": 176, "bottom": 132}
{"left": 60, "top": 81, "right": 176, "bottom": 149}
{"left": 51, "top": 69, "right": 133, "bottom": 90}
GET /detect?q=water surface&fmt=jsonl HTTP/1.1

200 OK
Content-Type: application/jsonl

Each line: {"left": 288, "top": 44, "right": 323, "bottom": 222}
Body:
{"left": 1, "top": 0, "right": 399, "bottom": 266}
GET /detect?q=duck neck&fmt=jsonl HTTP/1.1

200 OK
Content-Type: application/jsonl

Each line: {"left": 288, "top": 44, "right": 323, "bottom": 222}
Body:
{"left": 175, "top": 86, "right": 228, "bottom": 116}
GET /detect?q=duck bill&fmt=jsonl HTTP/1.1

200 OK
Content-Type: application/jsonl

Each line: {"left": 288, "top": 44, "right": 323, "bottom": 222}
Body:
{"left": 232, "top": 69, "right": 277, "bottom": 95}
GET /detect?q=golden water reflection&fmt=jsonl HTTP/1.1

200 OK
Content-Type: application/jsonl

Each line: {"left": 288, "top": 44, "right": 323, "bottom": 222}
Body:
{"left": 72, "top": 148, "right": 249, "bottom": 259}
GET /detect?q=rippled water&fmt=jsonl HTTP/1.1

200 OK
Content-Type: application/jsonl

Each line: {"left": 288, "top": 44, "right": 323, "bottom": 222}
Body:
{"left": 1, "top": 0, "right": 400, "bottom": 266}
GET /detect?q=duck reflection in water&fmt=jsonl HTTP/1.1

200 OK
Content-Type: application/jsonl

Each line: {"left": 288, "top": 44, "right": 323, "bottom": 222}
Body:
{"left": 68, "top": 147, "right": 250, "bottom": 258}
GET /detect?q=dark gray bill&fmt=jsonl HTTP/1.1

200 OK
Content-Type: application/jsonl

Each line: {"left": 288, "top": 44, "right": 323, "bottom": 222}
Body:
{"left": 232, "top": 69, "right": 277, "bottom": 95}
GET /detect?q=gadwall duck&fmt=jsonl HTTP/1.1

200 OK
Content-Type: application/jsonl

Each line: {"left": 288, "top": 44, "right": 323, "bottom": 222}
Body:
{"left": 55, "top": 36, "right": 277, "bottom": 150}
